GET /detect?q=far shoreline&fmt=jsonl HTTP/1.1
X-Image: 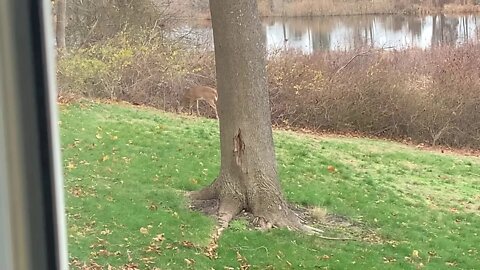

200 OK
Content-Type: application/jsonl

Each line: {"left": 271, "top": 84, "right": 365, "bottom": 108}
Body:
{"left": 193, "top": 5, "right": 480, "bottom": 20}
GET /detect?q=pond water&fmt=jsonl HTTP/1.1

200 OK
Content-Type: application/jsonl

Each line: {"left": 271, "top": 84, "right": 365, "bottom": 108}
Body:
{"left": 184, "top": 13, "right": 480, "bottom": 53}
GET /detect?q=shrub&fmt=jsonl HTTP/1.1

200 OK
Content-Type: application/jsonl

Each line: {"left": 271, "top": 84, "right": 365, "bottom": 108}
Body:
{"left": 58, "top": 31, "right": 216, "bottom": 112}
{"left": 267, "top": 45, "right": 480, "bottom": 148}
{"left": 58, "top": 33, "right": 480, "bottom": 149}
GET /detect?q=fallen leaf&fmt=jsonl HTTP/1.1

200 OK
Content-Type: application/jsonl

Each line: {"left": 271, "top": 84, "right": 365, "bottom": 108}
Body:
{"left": 145, "top": 243, "right": 160, "bottom": 253}
{"left": 181, "top": 240, "right": 194, "bottom": 248}
{"left": 141, "top": 257, "right": 155, "bottom": 264}
{"left": 445, "top": 261, "right": 457, "bottom": 266}
{"left": 153, "top": 234, "right": 165, "bottom": 242}
{"left": 98, "top": 249, "right": 110, "bottom": 256}
{"left": 140, "top": 227, "right": 149, "bottom": 234}
{"left": 123, "top": 262, "right": 139, "bottom": 270}
{"left": 66, "top": 161, "right": 76, "bottom": 170}
{"left": 100, "top": 228, "right": 112, "bottom": 235}
{"left": 148, "top": 203, "right": 158, "bottom": 211}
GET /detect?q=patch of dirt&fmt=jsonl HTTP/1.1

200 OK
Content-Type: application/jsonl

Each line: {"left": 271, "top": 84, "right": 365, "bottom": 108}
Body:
{"left": 189, "top": 198, "right": 219, "bottom": 216}
{"left": 189, "top": 199, "right": 383, "bottom": 243}
{"left": 291, "top": 204, "right": 384, "bottom": 243}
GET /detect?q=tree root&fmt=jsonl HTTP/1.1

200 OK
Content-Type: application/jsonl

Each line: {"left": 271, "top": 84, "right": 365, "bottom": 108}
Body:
{"left": 316, "top": 235, "right": 353, "bottom": 241}
{"left": 188, "top": 184, "right": 218, "bottom": 200}
{"left": 302, "top": 224, "right": 325, "bottom": 234}
{"left": 189, "top": 182, "right": 353, "bottom": 243}
{"left": 252, "top": 216, "right": 274, "bottom": 230}
{"left": 301, "top": 225, "right": 353, "bottom": 241}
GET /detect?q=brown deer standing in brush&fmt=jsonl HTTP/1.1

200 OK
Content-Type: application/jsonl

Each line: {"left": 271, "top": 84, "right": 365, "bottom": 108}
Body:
{"left": 178, "top": 86, "right": 218, "bottom": 119}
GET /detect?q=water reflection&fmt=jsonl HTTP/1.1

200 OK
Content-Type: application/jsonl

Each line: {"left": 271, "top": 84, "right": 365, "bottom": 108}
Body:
{"left": 177, "top": 14, "right": 480, "bottom": 53}
{"left": 264, "top": 14, "right": 480, "bottom": 53}
{"left": 65, "top": 1, "right": 480, "bottom": 54}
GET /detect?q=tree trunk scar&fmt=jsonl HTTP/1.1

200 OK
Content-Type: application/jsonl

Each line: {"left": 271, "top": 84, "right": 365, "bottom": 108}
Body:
{"left": 233, "top": 128, "right": 245, "bottom": 167}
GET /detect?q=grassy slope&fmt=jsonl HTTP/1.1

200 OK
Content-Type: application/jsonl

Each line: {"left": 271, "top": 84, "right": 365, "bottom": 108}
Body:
{"left": 61, "top": 101, "right": 480, "bottom": 269}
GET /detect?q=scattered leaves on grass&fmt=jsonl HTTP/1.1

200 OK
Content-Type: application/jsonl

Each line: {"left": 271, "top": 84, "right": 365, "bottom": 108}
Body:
{"left": 145, "top": 243, "right": 161, "bottom": 254}
{"left": 153, "top": 234, "right": 165, "bottom": 242}
{"left": 123, "top": 263, "right": 139, "bottom": 270}
{"left": 100, "top": 228, "right": 112, "bottom": 235}
{"left": 181, "top": 240, "right": 195, "bottom": 248}
{"left": 67, "top": 161, "right": 77, "bottom": 170}
{"left": 236, "top": 251, "right": 251, "bottom": 270}
{"left": 383, "top": 257, "right": 397, "bottom": 263}
{"left": 69, "top": 186, "right": 84, "bottom": 197}
{"left": 184, "top": 258, "right": 195, "bottom": 266}
{"left": 445, "top": 261, "right": 457, "bottom": 267}
{"left": 147, "top": 202, "right": 158, "bottom": 211}
{"left": 62, "top": 103, "right": 480, "bottom": 269}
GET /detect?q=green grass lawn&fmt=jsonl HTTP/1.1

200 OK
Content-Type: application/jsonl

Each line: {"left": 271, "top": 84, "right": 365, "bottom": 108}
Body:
{"left": 61, "top": 101, "right": 480, "bottom": 270}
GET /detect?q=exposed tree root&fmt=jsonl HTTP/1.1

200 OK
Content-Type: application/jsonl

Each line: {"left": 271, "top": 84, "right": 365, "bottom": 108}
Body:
{"left": 190, "top": 199, "right": 353, "bottom": 243}
{"left": 188, "top": 181, "right": 219, "bottom": 200}
{"left": 189, "top": 176, "right": 355, "bottom": 248}
{"left": 302, "top": 224, "right": 325, "bottom": 234}
{"left": 217, "top": 197, "right": 243, "bottom": 230}
{"left": 316, "top": 235, "right": 353, "bottom": 241}
{"left": 301, "top": 225, "right": 353, "bottom": 241}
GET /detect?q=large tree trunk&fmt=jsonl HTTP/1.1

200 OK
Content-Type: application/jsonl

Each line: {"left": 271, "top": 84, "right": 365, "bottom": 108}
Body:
{"left": 56, "top": 0, "right": 67, "bottom": 50}
{"left": 191, "top": 0, "right": 301, "bottom": 230}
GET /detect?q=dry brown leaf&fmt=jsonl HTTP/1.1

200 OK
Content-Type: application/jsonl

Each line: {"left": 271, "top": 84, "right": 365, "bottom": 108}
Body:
{"left": 181, "top": 240, "right": 195, "bottom": 248}
{"left": 66, "top": 161, "right": 77, "bottom": 170}
{"left": 184, "top": 258, "right": 195, "bottom": 265}
{"left": 123, "top": 263, "right": 139, "bottom": 270}
{"left": 153, "top": 234, "right": 165, "bottom": 242}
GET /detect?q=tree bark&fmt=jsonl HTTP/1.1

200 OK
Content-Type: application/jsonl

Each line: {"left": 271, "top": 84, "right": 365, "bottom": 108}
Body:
{"left": 191, "top": 0, "right": 301, "bottom": 230}
{"left": 56, "top": 0, "right": 67, "bottom": 50}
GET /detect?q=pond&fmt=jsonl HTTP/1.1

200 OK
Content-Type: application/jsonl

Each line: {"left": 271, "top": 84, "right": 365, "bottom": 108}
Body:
{"left": 183, "top": 13, "right": 480, "bottom": 53}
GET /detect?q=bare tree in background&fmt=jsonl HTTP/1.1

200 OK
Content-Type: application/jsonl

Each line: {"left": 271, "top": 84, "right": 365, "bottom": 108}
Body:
{"left": 56, "top": 0, "right": 66, "bottom": 49}
{"left": 65, "top": 0, "right": 177, "bottom": 48}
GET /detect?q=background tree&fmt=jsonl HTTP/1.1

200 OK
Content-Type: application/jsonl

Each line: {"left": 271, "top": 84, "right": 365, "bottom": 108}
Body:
{"left": 190, "top": 0, "right": 303, "bottom": 230}
{"left": 63, "top": 0, "right": 176, "bottom": 48}
{"left": 55, "top": 0, "right": 66, "bottom": 49}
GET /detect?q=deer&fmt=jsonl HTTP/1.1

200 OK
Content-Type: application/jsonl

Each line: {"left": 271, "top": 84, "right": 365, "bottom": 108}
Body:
{"left": 178, "top": 86, "right": 218, "bottom": 119}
